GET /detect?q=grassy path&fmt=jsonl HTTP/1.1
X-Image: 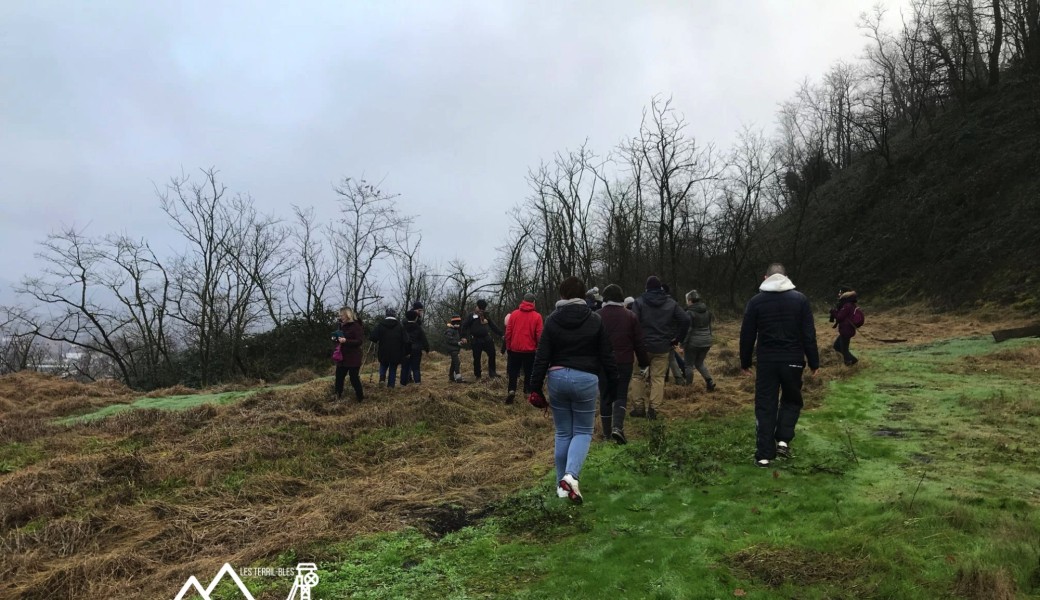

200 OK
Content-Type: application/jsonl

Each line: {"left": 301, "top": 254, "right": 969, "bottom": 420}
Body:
{"left": 226, "top": 335, "right": 1040, "bottom": 600}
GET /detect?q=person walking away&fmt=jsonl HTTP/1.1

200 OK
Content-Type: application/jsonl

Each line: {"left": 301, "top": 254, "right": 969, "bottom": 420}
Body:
{"left": 332, "top": 307, "right": 365, "bottom": 402}
{"left": 504, "top": 293, "right": 543, "bottom": 403}
{"left": 401, "top": 310, "right": 430, "bottom": 385}
{"left": 369, "top": 308, "right": 411, "bottom": 389}
{"left": 829, "top": 286, "right": 860, "bottom": 366}
{"left": 683, "top": 290, "right": 716, "bottom": 391}
{"left": 739, "top": 263, "right": 820, "bottom": 468}
{"left": 410, "top": 301, "right": 425, "bottom": 324}
{"left": 661, "top": 284, "right": 688, "bottom": 386}
{"left": 529, "top": 276, "right": 618, "bottom": 504}
{"left": 597, "top": 284, "right": 649, "bottom": 444}
{"left": 631, "top": 276, "right": 691, "bottom": 418}
{"left": 460, "top": 299, "right": 503, "bottom": 379}
{"left": 444, "top": 315, "right": 464, "bottom": 382}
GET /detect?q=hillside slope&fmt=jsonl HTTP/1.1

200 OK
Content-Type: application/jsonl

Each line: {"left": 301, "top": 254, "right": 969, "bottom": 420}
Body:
{"left": 776, "top": 78, "right": 1040, "bottom": 308}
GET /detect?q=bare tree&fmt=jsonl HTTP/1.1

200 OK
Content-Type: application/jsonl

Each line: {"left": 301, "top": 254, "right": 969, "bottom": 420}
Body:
{"left": 287, "top": 205, "right": 337, "bottom": 323}
{"left": 14, "top": 227, "right": 137, "bottom": 384}
{"left": 330, "top": 177, "right": 412, "bottom": 318}
{"left": 158, "top": 168, "right": 237, "bottom": 386}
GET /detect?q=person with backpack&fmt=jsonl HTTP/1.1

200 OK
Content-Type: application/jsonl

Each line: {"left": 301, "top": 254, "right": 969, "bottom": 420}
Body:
{"left": 331, "top": 307, "right": 365, "bottom": 402}
{"left": 369, "top": 308, "right": 411, "bottom": 389}
{"left": 401, "top": 309, "right": 430, "bottom": 385}
{"left": 682, "top": 290, "right": 716, "bottom": 391}
{"left": 829, "top": 286, "right": 861, "bottom": 366}
{"left": 504, "top": 293, "right": 544, "bottom": 404}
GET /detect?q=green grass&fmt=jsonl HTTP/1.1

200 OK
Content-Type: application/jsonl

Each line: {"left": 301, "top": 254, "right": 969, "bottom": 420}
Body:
{"left": 235, "top": 336, "right": 1040, "bottom": 599}
{"left": 54, "top": 391, "right": 255, "bottom": 425}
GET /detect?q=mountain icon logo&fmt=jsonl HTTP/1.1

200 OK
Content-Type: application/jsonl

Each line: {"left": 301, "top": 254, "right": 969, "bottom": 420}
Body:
{"left": 173, "top": 563, "right": 255, "bottom": 600}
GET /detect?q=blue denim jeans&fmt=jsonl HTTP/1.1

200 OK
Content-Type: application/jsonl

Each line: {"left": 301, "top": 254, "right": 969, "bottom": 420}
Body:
{"left": 547, "top": 368, "right": 598, "bottom": 482}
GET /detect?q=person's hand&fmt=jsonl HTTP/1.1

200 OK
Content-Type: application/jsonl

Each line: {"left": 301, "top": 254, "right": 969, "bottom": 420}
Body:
{"left": 527, "top": 391, "right": 548, "bottom": 409}
{"left": 639, "top": 367, "right": 649, "bottom": 378}
{"left": 337, "top": 337, "right": 346, "bottom": 343}
{"left": 741, "top": 368, "right": 753, "bottom": 377}
{"left": 460, "top": 338, "right": 468, "bottom": 345}
{"left": 810, "top": 368, "right": 819, "bottom": 378}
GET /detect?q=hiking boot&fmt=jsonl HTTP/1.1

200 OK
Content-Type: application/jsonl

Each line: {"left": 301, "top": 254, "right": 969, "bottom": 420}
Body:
{"left": 559, "top": 474, "right": 583, "bottom": 504}
{"left": 776, "top": 441, "right": 791, "bottom": 459}
{"left": 646, "top": 407, "right": 658, "bottom": 420}
{"left": 611, "top": 428, "right": 628, "bottom": 445}
{"left": 506, "top": 390, "right": 516, "bottom": 404}
{"left": 706, "top": 380, "right": 716, "bottom": 392}
{"left": 629, "top": 406, "right": 646, "bottom": 418}
{"left": 845, "top": 358, "right": 859, "bottom": 367}
{"left": 755, "top": 458, "right": 770, "bottom": 468}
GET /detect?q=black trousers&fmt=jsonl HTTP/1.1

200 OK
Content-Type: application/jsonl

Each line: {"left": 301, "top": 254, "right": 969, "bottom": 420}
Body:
{"left": 334, "top": 364, "right": 363, "bottom": 401}
{"left": 833, "top": 335, "right": 857, "bottom": 364}
{"left": 599, "top": 363, "right": 634, "bottom": 434}
{"left": 471, "top": 337, "right": 497, "bottom": 377}
{"left": 754, "top": 361, "right": 804, "bottom": 460}
{"left": 448, "top": 350, "right": 461, "bottom": 381}
{"left": 506, "top": 351, "right": 535, "bottom": 393}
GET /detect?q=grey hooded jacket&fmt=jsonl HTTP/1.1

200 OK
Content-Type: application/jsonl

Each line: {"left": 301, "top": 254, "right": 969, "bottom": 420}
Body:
{"left": 683, "top": 301, "right": 713, "bottom": 348}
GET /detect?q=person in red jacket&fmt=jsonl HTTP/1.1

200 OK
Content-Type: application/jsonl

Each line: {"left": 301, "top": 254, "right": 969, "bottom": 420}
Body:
{"left": 504, "top": 292, "right": 544, "bottom": 403}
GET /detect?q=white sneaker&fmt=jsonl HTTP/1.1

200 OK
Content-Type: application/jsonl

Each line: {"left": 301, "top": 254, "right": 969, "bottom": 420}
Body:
{"left": 559, "top": 473, "right": 583, "bottom": 504}
{"left": 555, "top": 486, "right": 568, "bottom": 498}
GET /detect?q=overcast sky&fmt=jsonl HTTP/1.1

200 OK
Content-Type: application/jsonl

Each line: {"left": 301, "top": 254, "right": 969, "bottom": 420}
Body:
{"left": 0, "top": 0, "right": 909, "bottom": 305}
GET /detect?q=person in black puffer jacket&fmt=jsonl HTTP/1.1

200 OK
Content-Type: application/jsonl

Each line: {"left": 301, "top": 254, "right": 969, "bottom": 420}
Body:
{"left": 739, "top": 263, "right": 820, "bottom": 468}
{"left": 529, "top": 276, "right": 618, "bottom": 505}
{"left": 369, "top": 308, "right": 411, "bottom": 389}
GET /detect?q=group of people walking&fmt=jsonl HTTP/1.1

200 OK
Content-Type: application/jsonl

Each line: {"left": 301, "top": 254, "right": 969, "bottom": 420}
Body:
{"left": 330, "top": 263, "right": 863, "bottom": 503}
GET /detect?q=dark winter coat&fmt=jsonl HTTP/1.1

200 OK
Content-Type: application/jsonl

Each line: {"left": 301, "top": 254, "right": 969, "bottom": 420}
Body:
{"left": 739, "top": 274, "right": 820, "bottom": 370}
{"left": 597, "top": 303, "right": 650, "bottom": 367}
{"left": 831, "top": 292, "right": 860, "bottom": 338}
{"left": 369, "top": 317, "right": 411, "bottom": 364}
{"left": 632, "top": 289, "right": 692, "bottom": 353}
{"left": 461, "top": 311, "right": 502, "bottom": 341}
{"left": 334, "top": 320, "right": 365, "bottom": 368}
{"left": 683, "top": 301, "right": 713, "bottom": 349}
{"left": 404, "top": 320, "right": 430, "bottom": 355}
{"left": 444, "top": 326, "right": 462, "bottom": 350}
{"left": 530, "top": 300, "right": 618, "bottom": 395}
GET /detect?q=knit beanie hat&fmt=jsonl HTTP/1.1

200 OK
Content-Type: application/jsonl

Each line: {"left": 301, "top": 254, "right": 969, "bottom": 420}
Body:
{"left": 602, "top": 284, "right": 624, "bottom": 303}
{"left": 523, "top": 293, "right": 536, "bottom": 303}
{"left": 476, "top": 299, "right": 488, "bottom": 310}
{"left": 385, "top": 308, "right": 397, "bottom": 317}
{"left": 411, "top": 301, "right": 424, "bottom": 310}
{"left": 405, "top": 310, "right": 419, "bottom": 322}
{"left": 645, "top": 276, "right": 662, "bottom": 290}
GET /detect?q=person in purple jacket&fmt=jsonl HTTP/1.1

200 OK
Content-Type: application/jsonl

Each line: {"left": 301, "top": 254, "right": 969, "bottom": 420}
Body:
{"left": 829, "top": 286, "right": 860, "bottom": 366}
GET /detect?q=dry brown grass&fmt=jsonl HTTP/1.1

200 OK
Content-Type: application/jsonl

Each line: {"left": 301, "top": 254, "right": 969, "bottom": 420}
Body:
{"left": 952, "top": 564, "right": 1018, "bottom": 600}
{"left": 0, "top": 309, "right": 1033, "bottom": 599}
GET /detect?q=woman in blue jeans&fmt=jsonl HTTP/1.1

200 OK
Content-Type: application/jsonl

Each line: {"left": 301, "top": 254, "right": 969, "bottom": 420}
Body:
{"left": 529, "top": 276, "right": 618, "bottom": 504}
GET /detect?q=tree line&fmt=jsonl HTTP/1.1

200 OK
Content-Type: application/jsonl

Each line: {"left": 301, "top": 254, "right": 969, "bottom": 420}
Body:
{"left": 2, "top": 0, "right": 1036, "bottom": 387}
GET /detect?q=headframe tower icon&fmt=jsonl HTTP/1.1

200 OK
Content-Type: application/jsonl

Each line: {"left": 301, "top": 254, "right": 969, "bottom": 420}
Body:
{"left": 286, "top": 563, "right": 320, "bottom": 600}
